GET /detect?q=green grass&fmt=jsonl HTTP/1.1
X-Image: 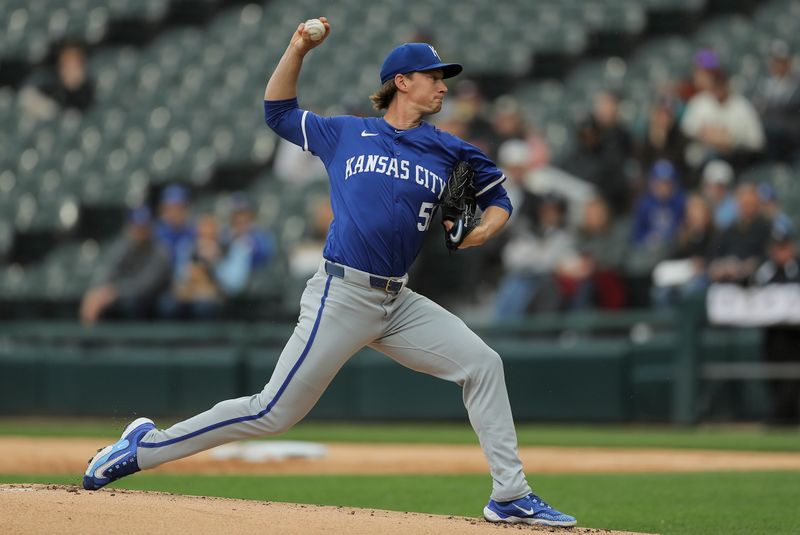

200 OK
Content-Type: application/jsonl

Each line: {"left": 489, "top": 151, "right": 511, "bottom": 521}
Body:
{"left": 1, "top": 418, "right": 798, "bottom": 452}
{"left": 3, "top": 471, "right": 798, "bottom": 534}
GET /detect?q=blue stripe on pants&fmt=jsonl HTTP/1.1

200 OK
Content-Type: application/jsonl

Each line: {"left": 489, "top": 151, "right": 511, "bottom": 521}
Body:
{"left": 139, "top": 274, "right": 333, "bottom": 449}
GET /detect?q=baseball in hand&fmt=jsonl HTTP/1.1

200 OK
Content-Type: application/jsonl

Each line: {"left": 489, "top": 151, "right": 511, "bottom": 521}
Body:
{"left": 304, "top": 18, "right": 326, "bottom": 41}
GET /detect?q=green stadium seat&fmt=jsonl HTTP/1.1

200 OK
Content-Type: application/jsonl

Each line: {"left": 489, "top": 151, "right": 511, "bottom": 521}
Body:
{"left": 0, "top": 219, "right": 13, "bottom": 259}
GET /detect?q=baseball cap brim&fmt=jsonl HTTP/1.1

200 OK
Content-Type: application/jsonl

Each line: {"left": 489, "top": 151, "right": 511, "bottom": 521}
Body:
{"left": 421, "top": 62, "right": 463, "bottom": 79}
{"left": 381, "top": 62, "right": 463, "bottom": 84}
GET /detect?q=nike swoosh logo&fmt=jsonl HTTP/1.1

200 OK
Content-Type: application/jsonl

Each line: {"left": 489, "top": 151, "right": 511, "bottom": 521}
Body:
{"left": 361, "top": 130, "right": 379, "bottom": 137}
{"left": 448, "top": 220, "right": 463, "bottom": 244}
{"left": 512, "top": 503, "right": 534, "bottom": 515}
{"left": 88, "top": 440, "right": 130, "bottom": 478}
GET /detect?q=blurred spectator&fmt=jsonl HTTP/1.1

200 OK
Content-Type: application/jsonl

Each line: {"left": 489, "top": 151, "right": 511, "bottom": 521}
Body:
{"left": 750, "top": 226, "right": 800, "bottom": 426}
{"left": 80, "top": 207, "right": 170, "bottom": 325}
{"left": 215, "top": 193, "right": 276, "bottom": 295}
{"left": 497, "top": 140, "right": 540, "bottom": 226}
{"left": 636, "top": 96, "right": 690, "bottom": 187}
{"left": 677, "top": 48, "right": 722, "bottom": 103}
{"left": 158, "top": 214, "right": 224, "bottom": 320}
{"left": 489, "top": 96, "right": 550, "bottom": 168}
{"left": 651, "top": 193, "right": 715, "bottom": 307}
{"left": 446, "top": 80, "right": 493, "bottom": 151}
{"left": 631, "top": 160, "right": 686, "bottom": 250}
{"left": 435, "top": 115, "right": 471, "bottom": 139}
{"left": 751, "top": 41, "right": 800, "bottom": 162}
{"left": 155, "top": 185, "right": 196, "bottom": 279}
{"left": 557, "top": 196, "right": 628, "bottom": 310}
{"left": 476, "top": 140, "right": 542, "bottom": 295}
{"left": 707, "top": 183, "right": 772, "bottom": 283}
{"left": 681, "top": 69, "right": 765, "bottom": 171}
{"left": 525, "top": 165, "right": 597, "bottom": 229}
{"left": 20, "top": 41, "right": 95, "bottom": 119}
{"left": 273, "top": 136, "right": 328, "bottom": 186}
{"left": 757, "top": 182, "right": 793, "bottom": 232}
{"left": 289, "top": 195, "right": 334, "bottom": 278}
{"left": 410, "top": 26, "right": 437, "bottom": 47}
{"left": 624, "top": 160, "right": 686, "bottom": 296}
{"left": 493, "top": 194, "right": 575, "bottom": 319}
{"left": 559, "top": 90, "right": 632, "bottom": 215}
{"left": 700, "top": 159, "right": 738, "bottom": 230}
{"left": 44, "top": 42, "right": 95, "bottom": 111}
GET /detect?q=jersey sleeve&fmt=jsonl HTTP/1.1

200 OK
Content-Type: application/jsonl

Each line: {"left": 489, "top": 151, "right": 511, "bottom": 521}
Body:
{"left": 264, "top": 98, "right": 342, "bottom": 163}
{"left": 460, "top": 141, "right": 513, "bottom": 215}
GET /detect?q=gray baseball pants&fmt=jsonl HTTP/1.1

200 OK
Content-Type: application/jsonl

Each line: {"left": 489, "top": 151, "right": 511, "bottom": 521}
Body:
{"left": 137, "top": 260, "right": 532, "bottom": 502}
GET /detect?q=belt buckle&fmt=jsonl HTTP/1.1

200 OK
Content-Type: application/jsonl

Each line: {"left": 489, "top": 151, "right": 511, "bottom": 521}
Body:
{"left": 385, "top": 278, "right": 403, "bottom": 294}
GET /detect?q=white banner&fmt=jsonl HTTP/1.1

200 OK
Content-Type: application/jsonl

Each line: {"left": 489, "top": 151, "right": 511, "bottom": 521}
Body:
{"left": 706, "top": 283, "right": 800, "bottom": 326}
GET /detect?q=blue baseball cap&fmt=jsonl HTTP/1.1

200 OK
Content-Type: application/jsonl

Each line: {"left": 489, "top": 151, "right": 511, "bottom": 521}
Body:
{"left": 757, "top": 182, "right": 777, "bottom": 202}
{"left": 160, "top": 184, "right": 189, "bottom": 205}
{"left": 128, "top": 205, "right": 153, "bottom": 226}
{"left": 649, "top": 159, "right": 677, "bottom": 182}
{"left": 379, "top": 43, "right": 462, "bottom": 84}
{"left": 229, "top": 191, "right": 254, "bottom": 213}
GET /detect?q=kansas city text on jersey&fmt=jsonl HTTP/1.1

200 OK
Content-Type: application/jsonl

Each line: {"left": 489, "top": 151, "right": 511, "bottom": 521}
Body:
{"left": 344, "top": 154, "right": 445, "bottom": 197}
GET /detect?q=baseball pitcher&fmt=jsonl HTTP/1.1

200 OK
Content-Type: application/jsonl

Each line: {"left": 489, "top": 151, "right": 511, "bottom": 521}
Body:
{"left": 82, "top": 17, "right": 576, "bottom": 527}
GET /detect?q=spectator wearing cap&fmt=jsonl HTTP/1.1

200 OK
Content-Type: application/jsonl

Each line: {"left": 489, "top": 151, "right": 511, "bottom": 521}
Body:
{"left": 757, "top": 182, "right": 793, "bottom": 232}
{"left": 496, "top": 139, "right": 541, "bottom": 227}
{"left": 80, "top": 206, "right": 170, "bottom": 325}
{"left": 215, "top": 193, "right": 276, "bottom": 296}
{"left": 158, "top": 214, "right": 225, "bottom": 320}
{"left": 751, "top": 40, "right": 800, "bottom": 162}
{"left": 678, "top": 48, "right": 721, "bottom": 103}
{"left": 751, "top": 227, "right": 800, "bottom": 426}
{"left": 155, "top": 185, "right": 196, "bottom": 279}
{"left": 493, "top": 193, "right": 575, "bottom": 319}
{"left": 681, "top": 69, "right": 765, "bottom": 171}
{"left": 707, "top": 182, "right": 772, "bottom": 283}
{"left": 701, "top": 159, "right": 738, "bottom": 230}
{"left": 631, "top": 160, "right": 686, "bottom": 250}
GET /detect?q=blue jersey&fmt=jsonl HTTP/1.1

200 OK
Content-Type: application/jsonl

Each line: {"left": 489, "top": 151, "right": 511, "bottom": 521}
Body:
{"left": 265, "top": 98, "right": 512, "bottom": 277}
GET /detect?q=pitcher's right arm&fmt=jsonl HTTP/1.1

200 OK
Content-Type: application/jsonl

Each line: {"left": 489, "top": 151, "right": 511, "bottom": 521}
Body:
{"left": 264, "top": 17, "right": 331, "bottom": 100}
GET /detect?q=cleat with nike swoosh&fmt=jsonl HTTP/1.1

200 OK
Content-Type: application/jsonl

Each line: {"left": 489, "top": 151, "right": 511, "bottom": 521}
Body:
{"left": 483, "top": 492, "right": 577, "bottom": 527}
{"left": 82, "top": 417, "right": 155, "bottom": 490}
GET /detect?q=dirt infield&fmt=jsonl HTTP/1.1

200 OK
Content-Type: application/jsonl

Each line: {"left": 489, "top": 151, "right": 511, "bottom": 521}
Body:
{"left": 1, "top": 437, "right": 799, "bottom": 476}
{"left": 0, "top": 484, "right": 650, "bottom": 535}
{"left": 3, "top": 439, "right": 797, "bottom": 534}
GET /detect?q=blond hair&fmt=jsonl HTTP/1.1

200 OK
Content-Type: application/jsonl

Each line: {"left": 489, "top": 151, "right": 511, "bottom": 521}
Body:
{"left": 369, "top": 78, "right": 399, "bottom": 110}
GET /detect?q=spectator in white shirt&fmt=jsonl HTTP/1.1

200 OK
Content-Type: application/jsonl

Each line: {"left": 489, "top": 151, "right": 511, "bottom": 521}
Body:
{"left": 681, "top": 69, "right": 765, "bottom": 172}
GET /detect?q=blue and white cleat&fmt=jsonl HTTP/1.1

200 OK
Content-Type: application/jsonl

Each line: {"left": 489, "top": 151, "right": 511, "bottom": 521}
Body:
{"left": 484, "top": 492, "right": 577, "bottom": 527}
{"left": 82, "top": 417, "right": 155, "bottom": 490}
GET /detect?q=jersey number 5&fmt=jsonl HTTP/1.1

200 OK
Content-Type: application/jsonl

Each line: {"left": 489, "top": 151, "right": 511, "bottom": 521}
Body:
{"left": 417, "top": 202, "right": 436, "bottom": 231}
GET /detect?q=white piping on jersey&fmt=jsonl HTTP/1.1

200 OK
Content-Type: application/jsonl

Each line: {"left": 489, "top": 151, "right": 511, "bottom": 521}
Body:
{"left": 476, "top": 174, "right": 506, "bottom": 197}
{"left": 301, "top": 110, "right": 309, "bottom": 151}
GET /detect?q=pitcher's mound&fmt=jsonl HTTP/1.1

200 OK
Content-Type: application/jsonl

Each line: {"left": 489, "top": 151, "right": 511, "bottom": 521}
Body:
{"left": 0, "top": 484, "right": 649, "bottom": 535}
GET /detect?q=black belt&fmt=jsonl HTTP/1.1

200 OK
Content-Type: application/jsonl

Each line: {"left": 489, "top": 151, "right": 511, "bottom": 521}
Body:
{"left": 324, "top": 261, "right": 405, "bottom": 294}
